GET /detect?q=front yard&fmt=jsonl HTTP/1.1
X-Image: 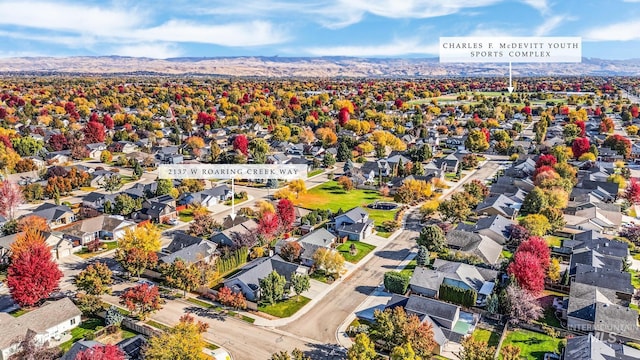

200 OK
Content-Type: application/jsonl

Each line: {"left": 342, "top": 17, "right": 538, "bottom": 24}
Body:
{"left": 258, "top": 296, "right": 311, "bottom": 318}
{"left": 178, "top": 209, "right": 195, "bottom": 222}
{"left": 337, "top": 241, "right": 376, "bottom": 263}
{"left": 76, "top": 241, "right": 118, "bottom": 259}
{"left": 400, "top": 259, "right": 418, "bottom": 277}
{"left": 293, "top": 181, "right": 398, "bottom": 235}
{"left": 501, "top": 329, "right": 564, "bottom": 360}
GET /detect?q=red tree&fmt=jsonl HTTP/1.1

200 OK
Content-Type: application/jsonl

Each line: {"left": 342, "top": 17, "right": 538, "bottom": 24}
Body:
{"left": 625, "top": 179, "right": 640, "bottom": 204}
{"left": 233, "top": 134, "right": 248, "bottom": 156}
{"left": 7, "top": 242, "right": 62, "bottom": 307}
{"left": 481, "top": 128, "right": 490, "bottom": 142}
{"left": 394, "top": 98, "right": 404, "bottom": 108}
{"left": 0, "top": 135, "right": 12, "bottom": 149}
{"left": 338, "top": 107, "right": 350, "bottom": 126}
{"left": 600, "top": 117, "right": 614, "bottom": 133}
{"left": 196, "top": 112, "right": 216, "bottom": 126}
{"left": 631, "top": 106, "right": 639, "bottom": 119}
{"left": 258, "top": 211, "right": 279, "bottom": 239}
{"left": 48, "top": 133, "right": 68, "bottom": 151}
{"left": 533, "top": 165, "right": 555, "bottom": 178}
{"left": 103, "top": 114, "right": 114, "bottom": 129}
{"left": 276, "top": 199, "right": 296, "bottom": 231}
{"left": 507, "top": 251, "right": 545, "bottom": 294}
{"left": 280, "top": 241, "right": 302, "bottom": 262}
{"left": 0, "top": 180, "right": 23, "bottom": 220}
{"left": 84, "top": 121, "right": 106, "bottom": 143}
{"left": 120, "top": 283, "right": 162, "bottom": 318}
{"left": 603, "top": 134, "right": 632, "bottom": 158}
{"left": 594, "top": 107, "right": 602, "bottom": 117}
{"left": 75, "top": 344, "right": 126, "bottom": 360}
{"left": 522, "top": 106, "right": 532, "bottom": 116}
{"left": 89, "top": 113, "right": 100, "bottom": 123}
{"left": 575, "top": 120, "right": 586, "bottom": 136}
{"left": 535, "top": 154, "right": 557, "bottom": 168}
{"left": 572, "top": 137, "right": 590, "bottom": 159}
{"left": 517, "top": 236, "right": 550, "bottom": 269}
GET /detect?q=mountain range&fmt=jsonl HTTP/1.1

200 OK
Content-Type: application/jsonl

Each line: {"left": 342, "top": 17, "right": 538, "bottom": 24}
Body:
{"left": 1, "top": 56, "right": 639, "bottom": 77}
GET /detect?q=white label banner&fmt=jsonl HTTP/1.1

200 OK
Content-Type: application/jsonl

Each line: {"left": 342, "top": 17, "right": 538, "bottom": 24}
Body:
{"left": 439, "top": 37, "right": 582, "bottom": 63}
{"left": 158, "top": 164, "right": 308, "bottom": 180}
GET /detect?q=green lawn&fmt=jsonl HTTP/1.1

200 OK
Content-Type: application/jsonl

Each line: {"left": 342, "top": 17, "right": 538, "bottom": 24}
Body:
{"left": 187, "top": 297, "right": 220, "bottom": 310}
{"left": 178, "top": 209, "right": 195, "bottom": 222}
{"left": 227, "top": 311, "right": 255, "bottom": 323}
{"left": 544, "top": 235, "right": 566, "bottom": 248}
{"left": 59, "top": 318, "right": 103, "bottom": 352}
{"left": 501, "top": 250, "right": 513, "bottom": 260}
{"left": 472, "top": 328, "right": 501, "bottom": 347}
{"left": 337, "top": 241, "right": 376, "bottom": 263}
{"left": 9, "top": 308, "right": 29, "bottom": 317}
{"left": 146, "top": 320, "right": 171, "bottom": 332}
{"left": 76, "top": 241, "right": 118, "bottom": 259}
{"left": 310, "top": 271, "right": 332, "bottom": 284}
{"left": 307, "top": 169, "right": 324, "bottom": 178}
{"left": 121, "top": 175, "right": 135, "bottom": 184}
{"left": 400, "top": 258, "right": 418, "bottom": 277}
{"left": 293, "top": 180, "right": 398, "bottom": 233}
{"left": 629, "top": 269, "right": 640, "bottom": 288}
{"left": 536, "top": 307, "right": 562, "bottom": 328}
{"left": 501, "top": 329, "right": 564, "bottom": 360}
{"left": 258, "top": 296, "right": 311, "bottom": 318}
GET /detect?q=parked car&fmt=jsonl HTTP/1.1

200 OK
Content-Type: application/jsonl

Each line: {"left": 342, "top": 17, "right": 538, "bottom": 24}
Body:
{"left": 167, "top": 218, "right": 178, "bottom": 225}
{"left": 137, "top": 279, "right": 156, "bottom": 288}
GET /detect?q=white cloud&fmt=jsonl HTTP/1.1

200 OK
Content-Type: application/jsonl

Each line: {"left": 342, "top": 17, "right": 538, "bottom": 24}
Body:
{"left": 129, "top": 21, "right": 289, "bottom": 47}
{"left": 0, "top": 1, "right": 290, "bottom": 50}
{"left": 305, "top": 39, "right": 439, "bottom": 57}
{"left": 520, "top": 0, "right": 549, "bottom": 13}
{"left": 112, "top": 43, "right": 183, "bottom": 59}
{"left": 583, "top": 21, "right": 640, "bottom": 41}
{"left": 534, "top": 15, "right": 568, "bottom": 36}
{"left": 0, "top": 1, "right": 143, "bottom": 36}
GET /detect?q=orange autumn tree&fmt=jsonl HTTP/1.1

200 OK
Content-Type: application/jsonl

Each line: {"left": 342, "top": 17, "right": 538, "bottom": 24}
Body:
{"left": 11, "top": 229, "right": 47, "bottom": 259}
{"left": 17, "top": 215, "right": 50, "bottom": 233}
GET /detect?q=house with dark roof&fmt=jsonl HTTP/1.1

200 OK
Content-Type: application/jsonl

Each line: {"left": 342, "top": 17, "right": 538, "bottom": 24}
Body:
{"left": 177, "top": 185, "right": 232, "bottom": 207}
{"left": 456, "top": 214, "right": 514, "bottom": 245}
{"left": 223, "top": 255, "right": 308, "bottom": 302}
{"left": 61, "top": 335, "right": 147, "bottom": 360}
{"left": 333, "top": 207, "right": 374, "bottom": 241}
{"left": 359, "top": 160, "right": 392, "bottom": 183}
{"left": 565, "top": 282, "right": 640, "bottom": 343}
{"left": 564, "top": 201, "right": 622, "bottom": 234}
{"left": 29, "top": 203, "right": 75, "bottom": 229}
{"left": 474, "top": 194, "right": 520, "bottom": 219}
{"left": 59, "top": 215, "right": 136, "bottom": 245}
{"left": 160, "top": 238, "right": 218, "bottom": 265}
{"left": 0, "top": 298, "right": 81, "bottom": 360}
{"left": 573, "top": 267, "right": 634, "bottom": 300}
{"left": 139, "top": 195, "right": 177, "bottom": 223}
{"left": 276, "top": 228, "right": 337, "bottom": 267}
{"left": 445, "top": 230, "right": 503, "bottom": 266}
{"left": 564, "top": 333, "right": 640, "bottom": 360}
{"left": 385, "top": 294, "right": 478, "bottom": 355}
{"left": 409, "top": 259, "right": 498, "bottom": 306}
{"left": 211, "top": 219, "right": 259, "bottom": 247}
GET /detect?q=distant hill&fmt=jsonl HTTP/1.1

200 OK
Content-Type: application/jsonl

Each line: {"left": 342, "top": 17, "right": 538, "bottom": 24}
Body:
{"left": 1, "top": 56, "right": 639, "bottom": 77}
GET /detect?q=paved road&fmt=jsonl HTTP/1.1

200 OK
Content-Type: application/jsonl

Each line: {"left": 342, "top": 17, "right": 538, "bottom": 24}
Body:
{"left": 278, "top": 210, "right": 422, "bottom": 343}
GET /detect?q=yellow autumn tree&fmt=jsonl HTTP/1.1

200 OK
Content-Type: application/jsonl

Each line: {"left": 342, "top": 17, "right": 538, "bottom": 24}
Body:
{"left": 118, "top": 222, "right": 162, "bottom": 253}
{"left": 144, "top": 314, "right": 208, "bottom": 360}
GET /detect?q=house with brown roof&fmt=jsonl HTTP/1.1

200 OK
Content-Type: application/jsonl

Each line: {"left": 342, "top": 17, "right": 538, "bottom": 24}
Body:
{"left": 59, "top": 215, "right": 136, "bottom": 246}
{"left": 0, "top": 298, "right": 81, "bottom": 360}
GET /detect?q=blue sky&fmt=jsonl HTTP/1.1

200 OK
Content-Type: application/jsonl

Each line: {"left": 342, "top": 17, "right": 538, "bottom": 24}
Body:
{"left": 0, "top": 0, "right": 639, "bottom": 59}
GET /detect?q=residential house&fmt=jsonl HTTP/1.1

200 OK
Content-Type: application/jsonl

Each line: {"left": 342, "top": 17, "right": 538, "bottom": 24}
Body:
{"left": 267, "top": 152, "right": 291, "bottom": 164}
{"left": 445, "top": 230, "right": 503, "bottom": 266}
{"left": 89, "top": 170, "right": 119, "bottom": 189}
{"left": 177, "top": 185, "right": 233, "bottom": 207}
{"left": 45, "top": 150, "right": 72, "bottom": 165}
{"left": 0, "top": 298, "right": 81, "bottom": 360}
{"left": 160, "top": 234, "right": 218, "bottom": 265}
{"left": 433, "top": 152, "right": 462, "bottom": 173}
{"left": 504, "top": 157, "right": 536, "bottom": 178}
{"left": 565, "top": 282, "right": 640, "bottom": 343}
{"left": 359, "top": 160, "right": 392, "bottom": 183}
{"left": 155, "top": 146, "right": 183, "bottom": 164}
{"left": 139, "top": 195, "right": 177, "bottom": 223}
{"left": 86, "top": 143, "right": 107, "bottom": 159}
{"left": 564, "top": 333, "right": 640, "bottom": 359}
{"left": 211, "top": 219, "right": 259, "bottom": 247}
{"left": 276, "top": 228, "right": 337, "bottom": 267}
{"left": 456, "top": 214, "right": 514, "bottom": 245}
{"left": 223, "top": 255, "right": 308, "bottom": 302}
{"left": 564, "top": 201, "right": 622, "bottom": 234}
{"left": 29, "top": 203, "right": 75, "bottom": 229}
{"left": 474, "top": 194, "right": 520, "bottom": 219}
{"left": 409, "top": 259, "right": 498, "bottom": 306}
{"left": 334, "top": 207, "right": 374, "bottom": 241}
{"left": 59, "top": 215, "right": 136, "bottom": 246}
{"left": 489, "top": 176, "right": 535, "bottom": 196}
{"left": 385, "top": 295, "right": 478, "bottom": 355}
{"left": 598, "top": 147, "right": 623, "bottom": 163}
{"left": 61, "top": 335, "right": 147, "bottom": 360}
{"left": 82, "top": 192, "right": 109, "bottom": 210}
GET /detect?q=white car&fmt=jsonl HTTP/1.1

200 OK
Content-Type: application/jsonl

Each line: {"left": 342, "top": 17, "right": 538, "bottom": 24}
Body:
{"left": 167, "top": 218, "right": 178, "bottom": 225}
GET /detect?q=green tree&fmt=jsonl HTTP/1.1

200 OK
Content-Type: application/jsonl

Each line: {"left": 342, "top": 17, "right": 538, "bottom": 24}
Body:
{"left": 113, "top": 194, "right": 140, "bottom": 215}
{"left": 75, "top": 261, "right": 113, "bottom": 295}
{"left": 371, "top": 307, "right": 435, "bottom": 356}
{"left": 541, "top": 207, "right": 566, "bottom": 232}
{"left": 259, "top": 270, "right": 287, "bottom": 305}
{"left": 290, "top": 273, "right": 310, "bottom": 301}
{"left": 465, "top": 129, "right": 489, "bottom": 152}
{"left": 416, "top": 245, "right": 430, "bottom": 267}
{"left": 347, "top": 333, "right": 377, "bottom": 360}
{"left": 100, "top": 174, "right": 123, "bottom": 194}
{"left": 322, "top": 152, "right": 336, "bottom": 167}
{"left": 391, "top": 342, "right": 419, "bottom": 360}
{"left": 249, "top": 138, "right": 270, "bottom": 164}
{"left": 416, "top": 224, "right": 446, "bottom": 252}
{"left": 337, "top": 141, "right": 352, "bottom": 161}
{"left": 521, "top": 186, "right": 548, "bottom": 214}
{"left": 438, "top": 192, "right": 473, "bottom": 222}
{"left": 156, "top": 178, "right": 173, "bottom": 196}
{"left": 11, "top": 137, "right": 44, "bottom": 157}
{"left": 158, "top": 258, "right": 201, "bottom": 296}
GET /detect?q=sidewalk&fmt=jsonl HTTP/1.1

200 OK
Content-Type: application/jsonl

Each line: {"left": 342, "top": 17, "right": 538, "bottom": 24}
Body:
{"left": 335, "top": 251, "right": 417, "bottom": 349}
